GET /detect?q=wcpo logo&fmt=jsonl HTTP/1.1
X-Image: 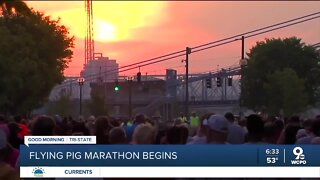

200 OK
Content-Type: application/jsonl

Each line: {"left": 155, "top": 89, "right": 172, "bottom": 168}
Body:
{"left": 291, "top": 147, "right": 307, "bottom": 165}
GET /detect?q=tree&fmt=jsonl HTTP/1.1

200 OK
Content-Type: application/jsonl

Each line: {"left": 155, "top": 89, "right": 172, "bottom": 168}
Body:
{"left": 0, "top": 7, "right": 74, "bottom": 114}
{"left": 241, "top": 37, "right": 320, "bottom": 113}
{"left": 264, "top": 68, "right": 308, "bottom": 116}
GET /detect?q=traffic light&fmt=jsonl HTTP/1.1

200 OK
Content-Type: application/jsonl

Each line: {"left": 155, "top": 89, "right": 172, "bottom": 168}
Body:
{"left": 114, "top": 80, "right": 120, "bottom": 91}
{"left": 205, "top": 78, "right": 212, "bottom": 88}
{"left": 228, "top": 77, "right": 232, "bottom": 86}
{"left": 186, "top": 47, "right": 192, "bottom": 54}
{"left": 216, "top": 77, "right": 222, "bottom": 87}
{"left": 137, "top": 72, "right": 141, "bottom": 83}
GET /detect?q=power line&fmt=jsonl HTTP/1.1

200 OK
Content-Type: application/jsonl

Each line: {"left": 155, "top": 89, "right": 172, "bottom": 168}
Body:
{"left": 78, "top": 11, "right": 320, "bottom": 82}
{"left": 125, "top": 65, "right": 185, "bottom": 77}
{"left": 245, "top": 15, "right": 320, "bottom": 39}
{"left": 192, "top": 11, "right": 320, "bottom": 49}
{"left": 56, "top": 11, "right": 320, "bottom": 90}
{"left": 191, "top": 38, "right": 239, "bottom": 54}
{"left": 103, "top": 13, "right": 320, "bottom": 81}
{"left": 117, "top": 53, "right": 185, "bottom": 75}
{"left": 86, "top": 12, "right": 320, "bottom": 82}
{"left": 192, "top": 15, "right": 320, "bottom": 54}
{"left": 81, "top": 50, "right": 185, "bottom": 80}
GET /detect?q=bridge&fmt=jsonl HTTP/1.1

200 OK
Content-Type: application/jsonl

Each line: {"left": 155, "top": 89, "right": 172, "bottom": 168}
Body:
{"left": 44, "top": 62, "right": 243, "bottom": 119}
{"left": 132, "top": 64, "right": 243, "bottom": 117}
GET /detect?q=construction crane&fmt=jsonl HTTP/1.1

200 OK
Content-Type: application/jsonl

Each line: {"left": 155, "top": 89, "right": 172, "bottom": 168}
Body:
{"left": 85, "top": 0, "right": 94, "bottom": 66}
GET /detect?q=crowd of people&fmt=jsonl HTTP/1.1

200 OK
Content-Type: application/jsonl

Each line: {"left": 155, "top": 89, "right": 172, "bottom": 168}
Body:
{"left": 1, "top": 112, "right": 320, "bottom": 179}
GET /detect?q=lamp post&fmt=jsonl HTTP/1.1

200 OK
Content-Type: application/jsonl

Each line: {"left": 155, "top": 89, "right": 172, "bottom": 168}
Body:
{"left": 78, "top": 78, "right": 85, "bottom": 116}
{"left": 239, "top": 36, "right": 248, "bottom": 119}
{"left": 128, "top": 77, "right": 133, "bottom": 119}
{"left": 184, "top": 47, "right": 192, "bottom": 121}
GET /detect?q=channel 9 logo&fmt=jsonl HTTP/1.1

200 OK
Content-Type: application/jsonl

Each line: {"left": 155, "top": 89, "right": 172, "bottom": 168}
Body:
{"left": 291, "top": 147, "right": 307, "bottom": 165}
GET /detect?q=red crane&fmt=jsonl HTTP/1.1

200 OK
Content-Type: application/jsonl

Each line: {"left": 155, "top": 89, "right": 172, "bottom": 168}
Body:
{"left": 85, "top": 0, "right": 94, "bottom": 66}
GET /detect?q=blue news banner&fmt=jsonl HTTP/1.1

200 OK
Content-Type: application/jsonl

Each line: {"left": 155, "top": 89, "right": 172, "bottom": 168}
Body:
{"left": 20, "top": 145, "right": 320, "bottom": 167}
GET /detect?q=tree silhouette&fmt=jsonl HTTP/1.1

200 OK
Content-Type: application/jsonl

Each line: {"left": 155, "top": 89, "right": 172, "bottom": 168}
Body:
{"left": 241, "top": 37, "right": 320, "bottom": 113}
{"left": 0, "top": 4, "right": 74, "bottom": 114}
{"left": 264, "top": 68, "right": 308, "bottom": 116}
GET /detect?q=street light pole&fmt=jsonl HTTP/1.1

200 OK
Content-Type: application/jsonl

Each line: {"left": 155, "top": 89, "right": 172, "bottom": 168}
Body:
{"left": 239, "top": 36, "right": 247, "bottom": 118}
{"left": 128, "top": 77, "right": 133, "bottom": 119}
{"left": 241, "top": 36, "right": 245, "bottom": 60}
{"left": 185, "top": 47, "right": 192, "bottom": 121}
{"left": 78, "top": 78, "right": 84, "bottom": 116}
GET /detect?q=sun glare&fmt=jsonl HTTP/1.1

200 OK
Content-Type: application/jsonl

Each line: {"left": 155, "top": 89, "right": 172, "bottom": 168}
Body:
{"left": 95, "top": 20, "right": 117, "bottom": 42}
{"left": 27, "top": 1, "right": 168, "bottom": 42}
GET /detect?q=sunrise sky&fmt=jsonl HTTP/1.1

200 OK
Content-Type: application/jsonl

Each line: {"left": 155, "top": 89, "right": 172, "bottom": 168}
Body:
{"left": 26, "top": 1, "right": 320, "bottom": 76}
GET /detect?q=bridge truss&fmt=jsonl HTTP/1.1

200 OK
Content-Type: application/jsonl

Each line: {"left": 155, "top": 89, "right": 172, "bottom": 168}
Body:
{"left": 175, "top": 65, "right": 242, "bottom": 104}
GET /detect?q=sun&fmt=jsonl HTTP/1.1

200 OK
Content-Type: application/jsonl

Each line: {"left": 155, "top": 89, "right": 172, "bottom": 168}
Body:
{"left": 95, "top": 20, "right": 117, "bottom": 42}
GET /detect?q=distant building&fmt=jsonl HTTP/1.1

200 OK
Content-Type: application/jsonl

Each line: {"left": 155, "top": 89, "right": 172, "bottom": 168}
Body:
{"left": 49, "top": 53, "right": 119, "bottom": 101}
{"left": 81, "top": 53, "right": 119, "bottom": 84}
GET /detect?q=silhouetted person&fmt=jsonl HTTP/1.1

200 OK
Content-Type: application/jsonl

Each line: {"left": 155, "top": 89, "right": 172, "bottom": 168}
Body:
{"left": 31, "top": 115, "right": 55, "bottom": 136}
{"left": 301, "top": 119, "right": 313, "bottom": 133}
{"left": 95, "top": 116, "right": 113, "bottom": 144}
{"left": 132, "top": 124, "right": 156, "bottom": 144}
{"left": 59, "top": 117, "right": 72, "bottom": 135}
{"left": 155, "top": 122, "right": 168, "bottom": 144}
{"left": 246, "top": 114, "right": 264, "bottom": 144}
{"left": 181, "top": 126, "right": 189, "bottom": 144}
{"left": 296, "top": 118, "right": 320, "bottom": 144}
{"left": 205, "top": 115, "right": 229, "bottom": 144}
{"left": 72, "top": 121, "right": 90, "bottom": 136}
{"left": 165, "top": 125, "right": 189, "bottom": 144}
{"left": 187, "top": 113, "right": 213, "bottom": 145}
{"left": 284, "top": 124, "right": 301, "bottom": 144}
{"left": 166, "top": 126, "right": 181, "bottom": 144}
{"left": 0, "top": 115, "right": 9, "bottom": 137}
{"left": 273, "top": 119, "right": 284, "bottom": 141}
{"left": 7, "top": 122, "right": 23, "bottom": 149}
{"left": 86, "top": 116, "right": 96, "bottom": 135}
{"left": 225, "top": 112, "right": 245, "bottom": 144}
{"left": 263, "top": 122, "right": 278, "bottom": 144}
{"left": 109, "top": 117, "right": 121, "bottom": 127}
{"left": 125, "top": 114, "right": 146, "bottom": 142}
{"left": 0, "top": 129, "right": 19, "bottom": 180}
{"left": 109, "top": 127, "right": 127, "bottom": 144}
{"left": 14, "top": 115, "right": 29, "bottom": 138}
{"left": 288, "top": 116, "right": 300, "bottom": 126}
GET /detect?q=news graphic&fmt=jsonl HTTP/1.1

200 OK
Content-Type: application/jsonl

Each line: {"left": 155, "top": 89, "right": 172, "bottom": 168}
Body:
{"left": 292, "top": 147, "right": 306, "bottom": 164}
{"left": 24, "top": 136, "right": 96, "bottom": 146}
{"left": 19, "top": 137, "right": 320, "bottom": 178}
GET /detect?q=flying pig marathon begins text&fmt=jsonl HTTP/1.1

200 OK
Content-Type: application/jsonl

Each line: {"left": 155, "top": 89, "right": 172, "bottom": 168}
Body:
{"left": 29, "top": 151, "right": 178, "bottom": 160}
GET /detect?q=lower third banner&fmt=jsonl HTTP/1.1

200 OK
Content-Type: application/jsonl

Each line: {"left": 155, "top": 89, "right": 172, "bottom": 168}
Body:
{"left": 19, "top": 145, "right": 320, "bottom": 178}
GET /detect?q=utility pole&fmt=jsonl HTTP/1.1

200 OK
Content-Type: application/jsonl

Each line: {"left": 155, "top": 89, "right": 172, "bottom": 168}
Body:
{"left": 239, "top": 36, "right": 246, "bottom": 118}
{"left": 224, "top": 69, "right": 227, "bottom": 101}
{"left": 185, "top": 47, "right": 191, "bottom": 120}
{"left": 128, "top": 78, "right": 133, "bottom": 119}
{"left": 241, "top": 36, "right": 245, "bottom": 60}
{"left": 78, "top": 78, "right": 84, "bottom": 116}
{"left": 80, "top": 85, "right": 82, "bottom": 115}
